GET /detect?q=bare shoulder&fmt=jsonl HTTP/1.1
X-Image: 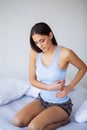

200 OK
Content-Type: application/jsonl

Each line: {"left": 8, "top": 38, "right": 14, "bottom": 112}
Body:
{"left": 30, "top": 48, "right": 38, "bottom": 56}
{"left": 61, "top": 46, "right": 86, "bottom": 69}
{"left": 60, "top": 46, "right": 72, "bottom": 59}
{"left": 61, "top": 46, "right": 79, "bottom": 61}
{"left": 30, "top": 49, "right": 38, "bottom": 59}
{"left": 29, "top": 49, "right": 38, "bottom": 65}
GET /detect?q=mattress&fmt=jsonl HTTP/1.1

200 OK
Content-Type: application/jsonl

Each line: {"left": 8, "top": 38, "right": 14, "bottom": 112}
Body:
{"left": 0, "top": 95, "right": 87, "bottom": 130}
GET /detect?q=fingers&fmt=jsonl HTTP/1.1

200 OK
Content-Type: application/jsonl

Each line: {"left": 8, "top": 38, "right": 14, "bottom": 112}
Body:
{"left": 55, "top": 90, "right": 65, "bottom": 98}
{"left": 56, "top": 80, "right": 65, "bottom": 90}
{"left": 57, "top": 80, "right": 65, "bottom": 83}
{"left": 50, "top": 80, "right": 66, "bottom": 91}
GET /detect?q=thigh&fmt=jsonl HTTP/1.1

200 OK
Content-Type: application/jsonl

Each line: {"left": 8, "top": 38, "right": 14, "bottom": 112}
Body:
{"left": 29, "top": 105, "right": 69, "bottom": 129}
{"left": 14, "top": 99, "right": 45, "bottom": 125}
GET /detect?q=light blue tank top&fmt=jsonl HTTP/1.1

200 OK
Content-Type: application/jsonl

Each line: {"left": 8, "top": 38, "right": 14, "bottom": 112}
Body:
{"left": 36, "top": 46, "right": 69, "bottom": 103}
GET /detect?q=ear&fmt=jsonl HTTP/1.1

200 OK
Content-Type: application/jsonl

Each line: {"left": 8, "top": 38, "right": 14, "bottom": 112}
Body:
{"left": 49, "top": 32, "right": 53, "bottom": 40}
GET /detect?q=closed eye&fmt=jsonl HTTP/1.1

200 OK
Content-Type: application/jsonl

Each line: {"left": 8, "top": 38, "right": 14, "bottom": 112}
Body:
{"left": 39, "top": 39, "right": 45, "bottom": 43}
{"left": 34, "top": 39, "right": 45, "bottom": 45}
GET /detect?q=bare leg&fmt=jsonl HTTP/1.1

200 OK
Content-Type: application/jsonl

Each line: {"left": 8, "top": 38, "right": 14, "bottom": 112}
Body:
{"left": 44, "top": 118, "right": 71, "bottom": 130}
{"left": 28, "top": 106, "right": 69, "bottom": 130}
{"left": 13, "top": 99, "right": 45, "bottom": 127}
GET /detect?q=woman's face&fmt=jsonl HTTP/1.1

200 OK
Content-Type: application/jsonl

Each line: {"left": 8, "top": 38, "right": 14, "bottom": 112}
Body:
{"left": 32, "top": 32, "right": 53, "bottom": 52}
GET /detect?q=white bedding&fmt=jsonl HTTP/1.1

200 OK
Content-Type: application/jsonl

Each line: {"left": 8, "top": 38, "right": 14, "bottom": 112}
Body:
{"left": 0, "top": 79, "right": 87, "bottom": 130}
{"left": 0, "top": 94, "right": 87, "bottom": 130}
{"left": 0, "top": 96, "right": 34, "bottom": 130}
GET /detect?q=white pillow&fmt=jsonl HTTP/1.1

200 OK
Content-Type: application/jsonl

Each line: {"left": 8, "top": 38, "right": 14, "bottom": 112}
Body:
{"left": 25, "top": 82, "right": 41, "bottom": 98}
{"left": 0, "top": 78, "right": 29, "bottom": 105}
{"left": 69, "top": 85, "right": 87, "bottom": 108}
{"left": 74, "top": 100, "right": 87, "bottom": 122}
{"left": 68, "top": 83, "right": 87, "bottom": 121}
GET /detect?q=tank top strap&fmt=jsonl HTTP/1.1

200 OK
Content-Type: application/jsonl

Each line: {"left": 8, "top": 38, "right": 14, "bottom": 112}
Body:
{"left": 54, "top": 45, "right": 61, "bottom": 62}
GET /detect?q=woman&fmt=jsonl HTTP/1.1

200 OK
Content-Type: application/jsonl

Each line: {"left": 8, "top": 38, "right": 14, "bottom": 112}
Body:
{"left": 13, "top": 22, "right": 87, "bottom": 130}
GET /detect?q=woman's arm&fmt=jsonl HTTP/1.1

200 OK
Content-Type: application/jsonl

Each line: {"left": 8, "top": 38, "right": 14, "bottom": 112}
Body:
{"left": 29, "top": 49, "right": 47, "bottom": 90}
{"left": 56, "top": 49, "right": 87, "bottom": 98}
{"left": 29, "top": 49, "right": 65, "bottom": 91}
{"left": 67, "top": 49, "right": 87, "bottom": 91}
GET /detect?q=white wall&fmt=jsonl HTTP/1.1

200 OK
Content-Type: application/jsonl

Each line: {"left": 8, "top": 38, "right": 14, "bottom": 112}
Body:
{"left": 0, "top": 0, "right": 87, "bottom": 86}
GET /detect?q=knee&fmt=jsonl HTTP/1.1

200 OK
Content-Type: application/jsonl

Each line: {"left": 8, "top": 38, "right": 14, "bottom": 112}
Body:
{"left": 28, "top": 121, "right": 42, "bottom": 130}
{"left": 13, "top": 115, "right": 26, "bottom": 127}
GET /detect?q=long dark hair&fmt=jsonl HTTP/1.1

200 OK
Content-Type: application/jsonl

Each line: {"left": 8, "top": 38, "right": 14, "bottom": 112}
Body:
{"left": 30, "top": 22, "right": 57, "bottom": 52}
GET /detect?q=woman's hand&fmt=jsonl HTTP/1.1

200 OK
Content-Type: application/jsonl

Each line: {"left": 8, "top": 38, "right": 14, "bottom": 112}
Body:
{"left": 49, "top": 80, "right": 65, "bottom": 91}
{"left": 55, "top": 86, "right": 70, "bottom": 98}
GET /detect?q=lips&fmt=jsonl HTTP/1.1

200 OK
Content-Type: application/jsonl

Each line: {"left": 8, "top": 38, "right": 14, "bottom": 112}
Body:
{"left": 41, "top": 47, "right": 45, "bottom": 51}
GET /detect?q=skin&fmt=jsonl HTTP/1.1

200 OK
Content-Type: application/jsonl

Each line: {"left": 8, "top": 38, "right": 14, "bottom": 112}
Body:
{"left": 13, "top": 32, "right": 87, "bottom": 130}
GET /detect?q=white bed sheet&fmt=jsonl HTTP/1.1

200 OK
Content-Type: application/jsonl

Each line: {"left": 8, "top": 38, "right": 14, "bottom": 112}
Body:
{"left": 0, "top": 96, "right": 34, "bottom": 130}
{"left": 0, "top": 95, "right": 87, "bottom": 130}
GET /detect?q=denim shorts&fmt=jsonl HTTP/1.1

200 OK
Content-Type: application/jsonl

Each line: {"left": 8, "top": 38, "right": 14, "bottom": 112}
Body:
{"left": 38, "top": 94, "right": 73, "bottom": 116}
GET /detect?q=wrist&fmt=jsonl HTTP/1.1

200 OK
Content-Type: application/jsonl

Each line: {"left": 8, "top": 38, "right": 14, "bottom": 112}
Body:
{"left": 46, "top": 84, "right": 52, "bottom": 90}
{"left": 66, "top": 84, "right": 73, "bottom": 92}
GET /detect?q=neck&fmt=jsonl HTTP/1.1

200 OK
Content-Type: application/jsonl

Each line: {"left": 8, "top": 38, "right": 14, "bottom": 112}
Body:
{"left": 43, "top": 45, "right": 57, "bottom": 55}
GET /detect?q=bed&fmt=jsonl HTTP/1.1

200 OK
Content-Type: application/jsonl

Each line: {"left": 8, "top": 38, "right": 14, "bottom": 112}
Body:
{"left": 0, "top": 78, "right": 87, "bottom": 130}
